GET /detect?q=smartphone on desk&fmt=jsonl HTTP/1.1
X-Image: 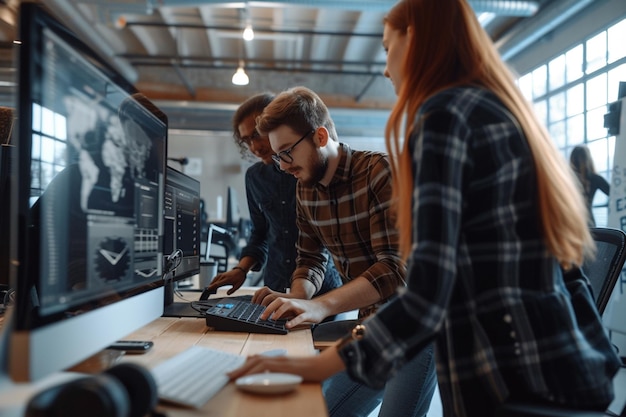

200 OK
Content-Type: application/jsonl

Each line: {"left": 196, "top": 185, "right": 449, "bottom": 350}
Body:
{"left": 107, "top": 340, "right": 154, "bottom": 354}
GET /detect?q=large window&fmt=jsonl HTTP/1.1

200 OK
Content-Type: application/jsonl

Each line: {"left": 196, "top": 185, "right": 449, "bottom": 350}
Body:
{"left": 518, "top": 18, "right": 626, "bottom": 227}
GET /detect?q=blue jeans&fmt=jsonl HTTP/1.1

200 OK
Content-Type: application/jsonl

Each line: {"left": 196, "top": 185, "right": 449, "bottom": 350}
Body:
{"left": 323, "top": 343, "right": 437, "bottom": 417}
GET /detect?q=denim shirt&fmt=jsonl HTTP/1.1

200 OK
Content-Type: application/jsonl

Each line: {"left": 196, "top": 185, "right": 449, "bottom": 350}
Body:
{"left": 240, "top": 162, "right": 341, "bottom": 294}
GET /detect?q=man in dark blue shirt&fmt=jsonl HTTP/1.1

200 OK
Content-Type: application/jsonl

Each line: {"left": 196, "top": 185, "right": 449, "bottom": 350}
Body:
{"left": 207, "top": 93, "right": 341, "bottom": 295}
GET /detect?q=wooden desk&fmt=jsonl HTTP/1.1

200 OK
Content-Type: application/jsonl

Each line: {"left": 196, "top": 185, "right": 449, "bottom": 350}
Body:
{"left": 116, "top": 289, "right": 328, "bottom": 417}
{"left": 0, "top": 288, "right": 328, "bottom": 417}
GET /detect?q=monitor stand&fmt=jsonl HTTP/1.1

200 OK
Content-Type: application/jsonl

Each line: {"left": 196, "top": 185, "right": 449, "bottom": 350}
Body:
{"left": 162, "top": 281, "right": 205, "bottom": 318}
{"left": 162, "top": 301, "right": 205, "bottom": 318}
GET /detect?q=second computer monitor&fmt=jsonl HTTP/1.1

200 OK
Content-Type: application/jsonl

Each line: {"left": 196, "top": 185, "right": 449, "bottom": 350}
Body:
{"left": 163, "top": 166, "right": 201, "bottom": 283}
{"left": 162, "top": 166, "right": 202, "bottom": 315}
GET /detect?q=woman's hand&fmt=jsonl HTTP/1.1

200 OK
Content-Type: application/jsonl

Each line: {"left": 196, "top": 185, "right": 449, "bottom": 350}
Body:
{"left": 227, "top": 348, "right": 345, "bottom": 382}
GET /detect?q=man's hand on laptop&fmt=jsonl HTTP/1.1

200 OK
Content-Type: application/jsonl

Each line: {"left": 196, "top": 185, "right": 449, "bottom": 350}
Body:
{"left": 259, "top": 297, "right": 330, "bottom": 329}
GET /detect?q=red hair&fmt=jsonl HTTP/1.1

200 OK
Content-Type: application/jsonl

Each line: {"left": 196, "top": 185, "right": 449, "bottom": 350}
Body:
{"left": 384, "top": 0, "right": 592, "bottom": 268}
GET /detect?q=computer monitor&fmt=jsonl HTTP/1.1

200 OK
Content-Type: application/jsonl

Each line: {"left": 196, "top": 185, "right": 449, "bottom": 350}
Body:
{"left": 226, "top": 185, "right": 241, "bottom": 228}
{"left": 222, "top": 186, "right": 243, "bottom": 259}
{"left": 7, "top": 2, "right": 167, "bottom": 382}
{"left": 162, "top": 166, "right": 200, "bottom": 315}
{"left": 0, "top": 148, "right": 12, "bottom": 291}
{"left": 0, "top": 107, "right": 15, "bottom": 298}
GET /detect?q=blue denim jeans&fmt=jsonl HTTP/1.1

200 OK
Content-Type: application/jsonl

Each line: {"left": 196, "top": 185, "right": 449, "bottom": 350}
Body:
{"left": 322, "top": 343, "right": 437, "bottom": 417}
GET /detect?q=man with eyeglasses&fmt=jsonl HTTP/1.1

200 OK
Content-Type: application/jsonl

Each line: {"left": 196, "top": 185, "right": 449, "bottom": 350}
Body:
{"left": 251, "top": 86, "right": 437, "bottom": 417}
{"left": 207, "top": 92, "right": 342, "bottom": 296}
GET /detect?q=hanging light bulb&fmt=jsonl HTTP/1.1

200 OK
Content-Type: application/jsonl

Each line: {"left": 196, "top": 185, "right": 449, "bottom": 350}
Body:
{"left": 115, "top": 15, "right": 127, "bottom": 29}
{"left": 242, "top": 24, "right": 254, "bottom": 41}
{"left": 232, "top": 62, "right": 249, "bottom": 86}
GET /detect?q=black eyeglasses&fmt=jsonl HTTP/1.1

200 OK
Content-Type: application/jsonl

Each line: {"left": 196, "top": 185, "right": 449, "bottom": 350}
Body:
{"left": 240, "top": 130, "right": 260, "bottom": 145}
{"left": 271, "top": 129, "right": 315, "bottom": 164}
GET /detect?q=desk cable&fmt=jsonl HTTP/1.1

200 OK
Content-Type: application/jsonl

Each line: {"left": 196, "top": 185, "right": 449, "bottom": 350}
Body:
{"left": 0, "top": 284, "right": 14, "bottom": 316}
{"left": 163, "top": 249, "right": 183, "bottom": 276}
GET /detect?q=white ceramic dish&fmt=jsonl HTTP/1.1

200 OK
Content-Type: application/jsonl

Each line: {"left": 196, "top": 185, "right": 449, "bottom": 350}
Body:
{"left": 235, "top": 372, "right": 303, "bottom": 394}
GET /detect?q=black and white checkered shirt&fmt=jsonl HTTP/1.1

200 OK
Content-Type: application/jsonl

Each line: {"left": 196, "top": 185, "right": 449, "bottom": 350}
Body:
{"left": 338, "top": 86, "right": 621, "bottom": 416}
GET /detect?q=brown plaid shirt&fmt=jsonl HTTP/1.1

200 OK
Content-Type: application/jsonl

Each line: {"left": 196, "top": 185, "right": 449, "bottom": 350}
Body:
{"left": 292, "top": 143, "right": 406, "bottom": 317}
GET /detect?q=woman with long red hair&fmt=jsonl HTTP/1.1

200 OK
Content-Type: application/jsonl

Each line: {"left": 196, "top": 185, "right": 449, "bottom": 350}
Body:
{"left": 229, "top": 1, "right": 621, "bottom": 415}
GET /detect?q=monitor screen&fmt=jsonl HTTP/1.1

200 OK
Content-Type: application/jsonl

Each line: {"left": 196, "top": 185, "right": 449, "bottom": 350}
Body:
{"left": 8, "top": 3, "right": 167, "bottom": 382}
{"left": 0, "top": 146, "right": 13, "bottom": 291}
{"left": 162, "top": 166, "right": 200, "bottom": 304}
{"left": 0, "top": 107, "right": 15, "bottom": 303}
{"left": 226, "top": 185, "right": 241, "bottom": 227}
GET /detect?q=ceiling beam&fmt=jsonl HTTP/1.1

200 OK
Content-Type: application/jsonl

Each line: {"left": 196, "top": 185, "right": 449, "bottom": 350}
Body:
{"left": 132, "top": 61, "right": 386, "bottom": 77}
{"left": 120, "top": 53, "right": 386, "bottom": 76}
{"left": 123, "top": 21, "right": 383, "bottom": 38}
{"left": 171, "top": 62, "right": 196, "bottom": 98}
{"left": 139, "top": 83, "right": 395, "bottom": 109}
{"left": 106, "top": 0, "right": 540, "bottom": 16}
{"left": 120, "top": 54, "right": 385, "bottom": 67}
{"left": 497, "top": 0, "right": 595, "bottom": 60}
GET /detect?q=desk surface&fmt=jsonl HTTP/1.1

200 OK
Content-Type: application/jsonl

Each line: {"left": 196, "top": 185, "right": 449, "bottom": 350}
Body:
{"left": 118, "top": 288, "right": 327, "bottom": 417}
{"left": 0, "top": 288, "right": 328, "bottom": 417}
{"left": 122, "top": 315, "right": 326, "bottom": 417}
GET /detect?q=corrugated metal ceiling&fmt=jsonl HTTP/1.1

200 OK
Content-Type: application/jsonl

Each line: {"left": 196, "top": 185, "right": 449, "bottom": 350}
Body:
{"left": 0, "top": 0, "right": 596, "bottom": 134}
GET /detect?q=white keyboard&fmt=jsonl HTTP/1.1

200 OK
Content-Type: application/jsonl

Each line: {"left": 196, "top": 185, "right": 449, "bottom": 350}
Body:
{"left": 151, "top": 345, "right": 246, "bottom": 408}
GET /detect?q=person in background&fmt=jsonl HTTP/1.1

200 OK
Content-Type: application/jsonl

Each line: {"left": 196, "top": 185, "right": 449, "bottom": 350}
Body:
{"left": 207, "top": 92, "right": 342, "bottom": 296}
{"left": 228, "top": 1, "right": 622, "bottom": 416}
{"left": 250, "top": 85, "right": 437, "bottom": 417}
{"left": 570, "top": 144, "right": 610, "bottom": 226}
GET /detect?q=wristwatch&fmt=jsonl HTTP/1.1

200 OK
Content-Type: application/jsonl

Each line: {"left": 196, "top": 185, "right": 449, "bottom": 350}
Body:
{"left": 336, "top": 323, "right": 366, "bottom": 350}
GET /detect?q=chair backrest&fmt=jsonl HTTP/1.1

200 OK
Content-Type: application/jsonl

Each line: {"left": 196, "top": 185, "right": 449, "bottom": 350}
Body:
{"left": 201, "top": 223, "right": 231, "bottom": 274}
{"left": 497, "top": 228, "right": 626, "bottom": 417}
{"left": 582, "top": 227, "right": 626, "bottom": 315}
{"left": 206, "top": 241, "right": 229, "bottom": 273}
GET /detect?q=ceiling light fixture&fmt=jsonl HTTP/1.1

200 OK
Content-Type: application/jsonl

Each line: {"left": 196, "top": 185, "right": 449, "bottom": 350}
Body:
{"left": 115, "top": 15, "right": 127, "bottom": 29}
{"left": 242, "top": 24, "right": 254, "bottom": 41}
{"left": 232, "top": 61, "right": 249, "bottom": 86}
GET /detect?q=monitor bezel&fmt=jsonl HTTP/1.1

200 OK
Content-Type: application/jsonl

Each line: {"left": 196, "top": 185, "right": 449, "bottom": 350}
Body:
{"left": 8, "top": 2, "right": 167, "bottom": 382}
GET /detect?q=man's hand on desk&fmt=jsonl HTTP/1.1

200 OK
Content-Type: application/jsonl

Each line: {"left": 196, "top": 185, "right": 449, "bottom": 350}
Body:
{"left": 207, "top": 269, "right": 246, "bottom": 295}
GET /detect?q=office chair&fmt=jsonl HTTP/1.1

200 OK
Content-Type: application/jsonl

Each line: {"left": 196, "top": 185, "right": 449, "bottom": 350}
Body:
{"left": 207, "top": 241, "right": 229, "bottom": 273}
{"left": 200, "top": 223, "right": 232, "bottom": 275}
{"left": 583, "top": 227, "right": 626, "bottom": 315}
{"left": 207, "top": 229, "right": 231, "bottom": 273}
{"left": 497, "top": 227, "right": 626, "bottom": 417}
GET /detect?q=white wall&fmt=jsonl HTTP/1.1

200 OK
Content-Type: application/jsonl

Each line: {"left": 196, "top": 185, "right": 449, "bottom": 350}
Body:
{"left": 167, "top": 129, "right": 387, "bottom": 221}
{"left": 167, "top": 129, "right": 252, "bottom": 220}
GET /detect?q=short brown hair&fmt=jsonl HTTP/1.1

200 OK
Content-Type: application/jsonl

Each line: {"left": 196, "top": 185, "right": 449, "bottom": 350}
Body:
{"left": 256, "top": 86, "right": 338, "bottom": 141}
